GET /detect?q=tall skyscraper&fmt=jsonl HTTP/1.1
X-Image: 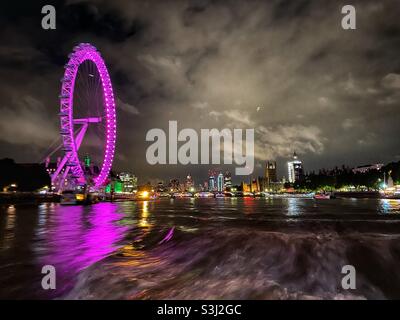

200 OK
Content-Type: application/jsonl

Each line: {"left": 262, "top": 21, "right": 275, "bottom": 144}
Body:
{"left": 217, "top": 173, "right": 224, "bottom": 192}
{"left": 208, "top": 169, "right": 218, "bottom": 191}
{"left": 208, "top": 175, "right": 215, "bottom": 191}
{"left": 287, "top": 152, "right": 304, "bottom": 183}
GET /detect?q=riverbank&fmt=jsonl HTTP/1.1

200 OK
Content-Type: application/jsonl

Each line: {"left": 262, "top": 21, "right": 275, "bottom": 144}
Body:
{"left": 0, "top": 192, "right": 60, "bottom": 205}
{"left": 1, "top": 190, "right": 397, "bottom": 205}
{"left": 334, "top": 191, "right": 381, "bottom": 198}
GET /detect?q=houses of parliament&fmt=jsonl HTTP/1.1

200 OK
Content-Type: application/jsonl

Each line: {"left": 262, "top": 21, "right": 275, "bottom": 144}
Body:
{"left": 241, "top": 153, "right": 304, "bottom": 193}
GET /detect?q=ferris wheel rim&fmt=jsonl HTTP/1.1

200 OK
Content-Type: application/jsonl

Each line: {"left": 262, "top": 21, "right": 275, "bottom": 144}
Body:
{"left": 59, "top": 43, "right": 116, "bottom": 189}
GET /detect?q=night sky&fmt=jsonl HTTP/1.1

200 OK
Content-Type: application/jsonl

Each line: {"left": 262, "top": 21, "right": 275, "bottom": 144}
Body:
{"left": 0, "top": 0, "right": 400, "bottom": 184}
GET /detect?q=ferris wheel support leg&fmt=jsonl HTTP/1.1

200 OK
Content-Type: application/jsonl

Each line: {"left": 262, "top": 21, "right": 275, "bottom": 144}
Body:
{"left": 74, "top": 123, "right": 88, "bottom": 150}
{"left": 51, "top": 123, "right": 89, "bottom": 191}
{"left": 51, "top": 154, "right": 70, "bottom": 185}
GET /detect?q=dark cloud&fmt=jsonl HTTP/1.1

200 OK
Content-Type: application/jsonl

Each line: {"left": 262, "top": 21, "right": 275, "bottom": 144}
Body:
{"left": 0, "top": 0, "right": 400, "bottom": 184}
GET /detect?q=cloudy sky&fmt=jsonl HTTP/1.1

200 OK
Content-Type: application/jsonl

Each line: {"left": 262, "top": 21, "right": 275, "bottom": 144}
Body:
{"left": 0, "top": 0, "right": 400, "bottom": 184}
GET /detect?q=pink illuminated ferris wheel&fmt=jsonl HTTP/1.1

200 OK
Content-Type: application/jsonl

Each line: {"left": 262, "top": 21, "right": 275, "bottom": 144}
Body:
{"left": 51, "top": 43, "right": 116, "bottom": 190}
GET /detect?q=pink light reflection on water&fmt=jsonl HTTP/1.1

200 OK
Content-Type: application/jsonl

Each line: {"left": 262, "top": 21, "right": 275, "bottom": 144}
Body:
{"left": 158, "top": 227, "right": 174, "bottom": 245}
{"left": 38, "top": 202, "right": 129, "bottom": 295}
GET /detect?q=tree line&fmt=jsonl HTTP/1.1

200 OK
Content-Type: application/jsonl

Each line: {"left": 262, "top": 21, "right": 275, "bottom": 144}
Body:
{"left": 288, "top": 161, "right": 400, "bottom": 191}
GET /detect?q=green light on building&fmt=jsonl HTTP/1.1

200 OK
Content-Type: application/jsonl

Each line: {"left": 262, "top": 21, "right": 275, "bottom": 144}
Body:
{"left": 105, "top": 184, "right": 111, "bottom": 193}
{"left": 84, "top": 155, "right": 91, "bottom": 168}
{"left": 105, "top": 181, "right": 124, "bottom": 194}
{"left": 114, "top": 181, "right": 123, "bottom": 193}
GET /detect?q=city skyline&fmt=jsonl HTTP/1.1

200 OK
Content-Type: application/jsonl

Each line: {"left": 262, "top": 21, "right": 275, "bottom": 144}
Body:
{"left": 107, "top": 152, "right": 391, "bottom": 189}
{"left": 0, "top": 1, "right": 400, "bottom": 184}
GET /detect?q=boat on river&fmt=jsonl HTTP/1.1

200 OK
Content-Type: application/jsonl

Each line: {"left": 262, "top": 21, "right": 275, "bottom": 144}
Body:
{"left": 263, "top": 192, "right": 315, "bottom": 199}
{"left": 314, "top": 193, "right": 332, "bottom": 200}
{"left": 60, "top": 189, "right": 99, "bottom": 205}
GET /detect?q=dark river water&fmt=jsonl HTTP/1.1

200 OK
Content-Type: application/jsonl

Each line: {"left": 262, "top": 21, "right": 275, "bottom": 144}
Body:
{"left": 1, "top": 198, "right": 400, "bottom": 300}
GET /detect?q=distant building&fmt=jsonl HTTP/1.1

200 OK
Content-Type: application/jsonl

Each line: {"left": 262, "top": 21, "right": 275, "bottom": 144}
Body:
{"left": 352, "top": 164, "right": 384, "bottom": 174}
{"left": 118, "top": 172, "right": 138, "bottom": 193}
{"left": 76, "top": 154, "right": 101, "bottom": 179}
{"left": 217, "top": 173, "right": 224, "bottom": 192}
{"left": 264, "top": 161, "right": 278, "bottom": 190}
{"left": 208, "top": 175, "right": 215, "bottom": 191}
{"left": 224, "top": 171, "right": 232, "bottom": 190}
{"left": 45, "top": 157, "right": 62, "bottom": 176}
{"left": 263, "top": 161, "right": 283, "bottom": 192}
{"left": 253, "top": 177, "right": 262, "bottom": 192}
{"left": 185, "top": 174, "right": 194, "bottom": 191}
{"left": 84, "top": 155, "right": 91, "bottom": 168}
{"left": 242, "top": 177, "right": 261, "bottom": 193}
{"left": 287, "top": 152, "right": 304, "bottom": 183}
{"left": 169, "top": 179, "right": 180, "bottom": 192}
{"left": 156, "top": 181, "right": 166, "bottom": 192}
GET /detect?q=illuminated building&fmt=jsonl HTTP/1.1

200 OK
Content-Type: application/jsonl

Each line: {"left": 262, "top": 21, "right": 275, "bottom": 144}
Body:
{"left": 241, "top": 181, "right": 251, "bottom": 193}
{"left": 265, "top": 161, "right": 277, "bottom": 185}
{"left": 118, "top": 172, "right": 138, "bottom": 193}
{"left": 45, "top": 158, "right": 72, "bottom": 190}
{"left": 185, "top": 174, "right": 194, "bottom": 191}
{"left": 224, "top": 171, "right": 232, "bottom": 190}
{"left": 217, "top": 173, "right": 224, "bottom": 192}
{"left": 241, "top": 177, "right": 261, "bottom": 193}
{"left": 84, "top": 155, "right": 91, "bottom": 168}
{"left": 252, "top": 177, "right": 261, "bottom": 192}
{"left": 263, "top": 161, "right": 282, "bottom": 192}
{"left": 45, "top": 157, "right": 60, "bottom": 175}
{"left": 287, "top": 152, "right": 304, "bottom": 183}
{"left": 208, "top": 175, "right": 215, "bottom": 191}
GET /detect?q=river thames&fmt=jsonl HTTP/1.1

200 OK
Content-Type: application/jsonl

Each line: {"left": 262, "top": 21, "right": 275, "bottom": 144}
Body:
{"left": 1, "top": 198, "right": 400, "bottom": 299}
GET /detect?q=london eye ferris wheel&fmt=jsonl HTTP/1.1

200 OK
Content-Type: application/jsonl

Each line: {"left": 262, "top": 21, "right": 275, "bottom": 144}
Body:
{"left": 50, "top": 43, "right": 117, "bottom": 191}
